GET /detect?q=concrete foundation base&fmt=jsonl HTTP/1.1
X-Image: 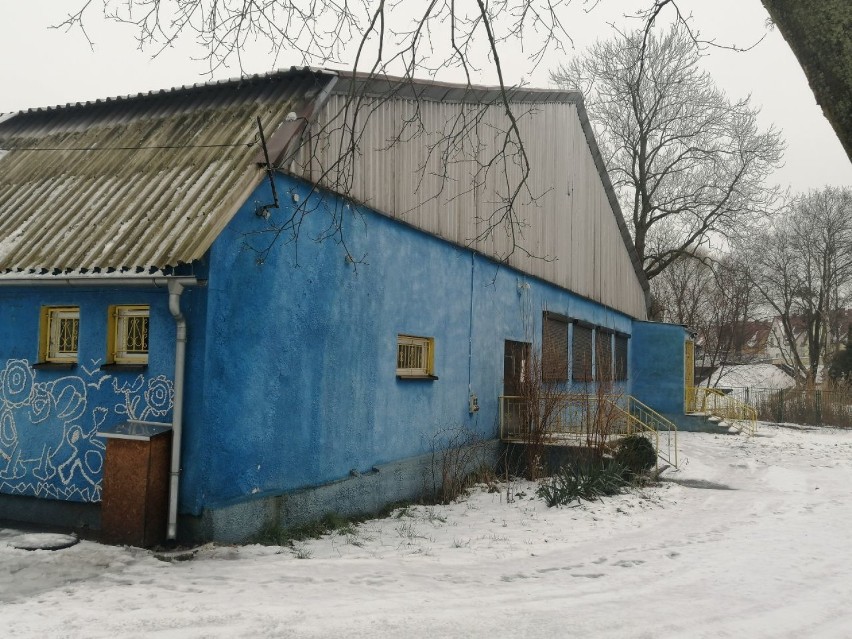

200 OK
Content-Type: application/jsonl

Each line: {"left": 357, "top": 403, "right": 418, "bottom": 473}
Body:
{"left": 0, "top": 493, "right": 100, "bottom": 534}
{"left": 182, "top": 440, "right": 502, "bottom": 544}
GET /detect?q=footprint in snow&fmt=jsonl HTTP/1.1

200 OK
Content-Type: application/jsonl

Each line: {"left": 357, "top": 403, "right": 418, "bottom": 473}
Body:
{"left": 536, "top": 565, "right": 584, "bottom": 574}
{"left": 501, "top": 572, "right": 537, "bottom": 582}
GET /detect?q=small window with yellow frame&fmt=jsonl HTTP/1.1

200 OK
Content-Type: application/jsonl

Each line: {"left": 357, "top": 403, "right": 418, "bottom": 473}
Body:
{"left": 108, "top": 305, "right": 150, "bottom": 364}
{"left": 396, "top": 334, "right": 436, "bottom": 379}
{"left": 40, "top": 306, "right": 80, "bottom": 363}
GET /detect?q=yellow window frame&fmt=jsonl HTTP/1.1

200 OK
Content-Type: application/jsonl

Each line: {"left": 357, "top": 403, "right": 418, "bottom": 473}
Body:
{"left": 40, "top": 306, "right": 80, "bottom": 363}
{"left": 108, "top": 305, "right": 150, "bottom": 364}
{"left": 396, "top": 334, "right": 435, "bottom": 377}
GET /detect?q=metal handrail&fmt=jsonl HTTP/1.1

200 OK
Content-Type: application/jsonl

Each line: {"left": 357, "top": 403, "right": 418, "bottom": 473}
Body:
{"left": 498, "top": 393, "right": 678, "bottom": 468}
{"left": 602, "top": 400, "right": 662, "bottom": 470}
{"left": 625, "top": 396, "right": 679, "bottom": 468}
{"left": 692, "top": 387, "right": 758, "bottom": 436}
{"left": 498, "top": 394, "right": 621, "bottom": 442}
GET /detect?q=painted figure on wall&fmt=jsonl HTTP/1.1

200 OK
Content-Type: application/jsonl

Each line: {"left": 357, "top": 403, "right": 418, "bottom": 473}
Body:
{"left": 0, "top": 359, "right": 174, "bottom": 502}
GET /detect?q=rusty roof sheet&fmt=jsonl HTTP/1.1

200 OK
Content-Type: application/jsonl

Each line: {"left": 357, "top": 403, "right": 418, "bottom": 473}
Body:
{"left": 0, "top": 67, "right": 336, "bottom": 273}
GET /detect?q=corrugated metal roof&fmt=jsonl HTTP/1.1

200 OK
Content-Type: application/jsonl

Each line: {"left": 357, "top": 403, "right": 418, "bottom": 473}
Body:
{"left": 0, "top": 67, "right": 646, "bottom": 309}
{"left": 0, "top": 67, "right": 336, "bottom": 273}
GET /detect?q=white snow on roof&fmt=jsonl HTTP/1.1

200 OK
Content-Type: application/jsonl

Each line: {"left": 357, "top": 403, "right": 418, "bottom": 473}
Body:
{"left": 703, "top": 363, "right": 796, "bottom": 389}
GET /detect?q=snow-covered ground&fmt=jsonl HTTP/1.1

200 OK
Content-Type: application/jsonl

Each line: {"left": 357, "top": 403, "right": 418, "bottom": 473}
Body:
{"left": 4, "top": 423, "right": 852, "bottom": 638}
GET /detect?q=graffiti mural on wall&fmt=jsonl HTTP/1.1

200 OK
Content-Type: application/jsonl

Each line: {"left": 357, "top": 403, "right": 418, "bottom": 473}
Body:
{"left": 0, "top": 359, "right": 174, "bottom": 502}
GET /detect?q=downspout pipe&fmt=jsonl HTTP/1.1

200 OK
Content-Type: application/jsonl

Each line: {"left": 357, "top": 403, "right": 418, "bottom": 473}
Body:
{"left": 0, "top": 274, "right": 199, "bottom": 541}
{"left": 167, "top": 280, "right": 188, "bottom": 541}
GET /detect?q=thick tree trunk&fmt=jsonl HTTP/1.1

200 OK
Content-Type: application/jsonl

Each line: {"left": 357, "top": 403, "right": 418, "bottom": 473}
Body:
{"left": 761, "top": 0, "right": 852, "bottom": 162}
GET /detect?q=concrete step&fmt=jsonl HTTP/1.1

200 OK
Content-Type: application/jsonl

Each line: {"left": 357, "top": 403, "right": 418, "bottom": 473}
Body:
{"left": 664, "top": 412, "right": 735, "bottom": 434}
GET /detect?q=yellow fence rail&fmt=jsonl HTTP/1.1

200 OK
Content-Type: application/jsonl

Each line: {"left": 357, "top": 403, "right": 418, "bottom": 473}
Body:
{"left": 690, "top": 387, "right": 757, "bottom": 436}
{"left": 498, "top": 394, "right": 678, "bottom": 468}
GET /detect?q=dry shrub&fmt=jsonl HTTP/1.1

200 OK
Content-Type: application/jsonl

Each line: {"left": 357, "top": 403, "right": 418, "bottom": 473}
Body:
{"left": 428, "top": 425, "right": 494, "bottom": 504}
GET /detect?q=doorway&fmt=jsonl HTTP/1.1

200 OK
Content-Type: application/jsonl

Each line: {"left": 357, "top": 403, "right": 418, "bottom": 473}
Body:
{"left": 502, "top": 340, "right": 530, "bottom": 438}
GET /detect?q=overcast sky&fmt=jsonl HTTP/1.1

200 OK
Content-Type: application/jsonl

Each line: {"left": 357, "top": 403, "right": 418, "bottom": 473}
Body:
{"left": 1, "top": 0, "right": 850, "bottom": 193}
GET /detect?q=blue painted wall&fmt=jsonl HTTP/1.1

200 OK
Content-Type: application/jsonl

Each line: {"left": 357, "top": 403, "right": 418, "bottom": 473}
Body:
{"left": 630, "top": 320, "right": 690, "bottom": 415}
{"left": 0, "top": 286, "right": 206, "bottom": 502}
{"left": 0, "top": 177, "right": 687, "bottom": 521}
{"left": 187, "top": 175, "right": 639, "bottom": 513}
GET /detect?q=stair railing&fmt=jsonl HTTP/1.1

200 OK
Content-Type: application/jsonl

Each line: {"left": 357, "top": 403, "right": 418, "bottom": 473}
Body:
{"left": 499, "top": 393, "right": 679, "bottom": 468}
{"left": 693, "top": 387, "right": 758, "bottom": 436}
{"left": 626, "top": 396, "right": 679, "bottom": 468}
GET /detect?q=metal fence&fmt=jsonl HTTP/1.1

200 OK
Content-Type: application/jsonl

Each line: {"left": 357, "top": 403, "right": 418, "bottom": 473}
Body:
{"left": 720, "top": 387, "right": 852, "bottom": 428}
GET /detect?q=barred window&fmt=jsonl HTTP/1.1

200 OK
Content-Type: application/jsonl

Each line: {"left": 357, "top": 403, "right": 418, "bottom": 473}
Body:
{"left": 572, "top": 323, "right": 593, "bottom": 382}
{"left": 41, "top": 307, "right": 80, "bottom": 363}
{"left": 110, "top": 305, "right": 149, "bottom": 364}
{"left": 615, "top": 334, "right": 629, "bottom": 381}
{"left": 397, "top": 334, "right": 435, "bottom": 378}
{"left": 541, "top": 312, "right": 569, "bottom": 382}
{"left": 596, "top": 330, "right": 613, "bottom": 381}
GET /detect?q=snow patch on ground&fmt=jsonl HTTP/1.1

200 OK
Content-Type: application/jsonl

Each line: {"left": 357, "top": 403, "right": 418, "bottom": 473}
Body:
{"left": 4, "top": 424, "right": 852, "bottom": 638}
{"left": 0, "top": 531, "right": 78, "bottom": 551}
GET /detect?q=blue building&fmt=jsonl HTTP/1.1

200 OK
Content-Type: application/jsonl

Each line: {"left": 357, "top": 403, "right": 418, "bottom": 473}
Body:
{"left": 0, "top": 68, "right": 690, "bottom": 542}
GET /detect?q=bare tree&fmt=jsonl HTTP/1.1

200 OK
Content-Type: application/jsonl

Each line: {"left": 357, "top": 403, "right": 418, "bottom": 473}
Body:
{"left": 743, "top": 186, "right": 852, "bottom": 384}
{"left": 57, "top": 1, "right": 573, "bottom": 78}
{"left": 55, "top": 1, "right": 771, "bottom": 265}
{"left": 57, "top": 1, "right": 852, "bottom": 169}
{"left": 552, "top": 23, "right": 784, "bottom": 281}
{"left": 54, "top": 1, "right": 586, "bottom": 262}
{"left": 653, "top": 251, "right": 757, "bottom": 382}
{"left": 651, "top": 253, "right": 715, "bottom": 327}
{"left": 61, "top": 2, "right": 834, "bottom": 278}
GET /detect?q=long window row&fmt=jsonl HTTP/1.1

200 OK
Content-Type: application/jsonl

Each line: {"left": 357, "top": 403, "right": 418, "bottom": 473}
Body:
{"left": 39, "top": 305, "right": 150, "bottom": 365}
{"left": 542, "top": 311, "right": 628, "bottom": 383}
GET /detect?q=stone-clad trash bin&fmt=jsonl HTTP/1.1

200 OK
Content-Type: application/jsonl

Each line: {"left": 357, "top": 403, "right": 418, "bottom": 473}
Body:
{"left": 97, "top": 421, "right": 172, "bottom": 548}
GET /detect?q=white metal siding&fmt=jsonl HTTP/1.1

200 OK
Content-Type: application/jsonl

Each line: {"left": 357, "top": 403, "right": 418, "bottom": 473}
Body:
{"left": 298, "top": 95, "right": 647, "bottom": 319}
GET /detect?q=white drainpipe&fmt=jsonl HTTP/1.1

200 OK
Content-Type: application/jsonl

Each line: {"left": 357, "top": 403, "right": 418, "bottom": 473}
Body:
{"left": 0, "top": 274, "right": 199, "bottom": 541}
{"left": 167, "top": 280, "right": 188, "bottom": 541}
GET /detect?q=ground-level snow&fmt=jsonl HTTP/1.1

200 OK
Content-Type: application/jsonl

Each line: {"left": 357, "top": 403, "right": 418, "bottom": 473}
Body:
{"left": 3, "top": 424, "right": 852, "bottom": 638}
{"left": 0, "top": 531, "right": 78, "bottom": 551}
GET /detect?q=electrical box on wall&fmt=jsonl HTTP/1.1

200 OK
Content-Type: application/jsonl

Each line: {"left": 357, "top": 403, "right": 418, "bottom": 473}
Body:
{"left": 469, "top": 393, "right": 479, "bottom": 414}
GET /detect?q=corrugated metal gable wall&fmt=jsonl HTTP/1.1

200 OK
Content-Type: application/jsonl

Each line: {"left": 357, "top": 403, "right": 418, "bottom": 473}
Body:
{"left": 297, "top": 95, "right": 647, "bottom": 319}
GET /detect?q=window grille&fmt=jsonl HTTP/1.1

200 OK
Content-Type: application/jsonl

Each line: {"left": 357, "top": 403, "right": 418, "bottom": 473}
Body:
{"left": 596, "top": 330, "right": 613, "bottom": 381}
{"left": 542, "top": 312, "right": 568, "bottom": 381}
{"left": 112, "top": 305, "right": 149, "bottom": 364}
{"left": 43, "top": 307, "right": 79, "bottom": 362}
{"left": 397, "top": 335, "right": 434, "bottom": 377}
{"left": 572, "top": 324, "right": 593, "bottom": 382}
{"left": 615, "top": 334, "right": 629, "bottom": 381}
